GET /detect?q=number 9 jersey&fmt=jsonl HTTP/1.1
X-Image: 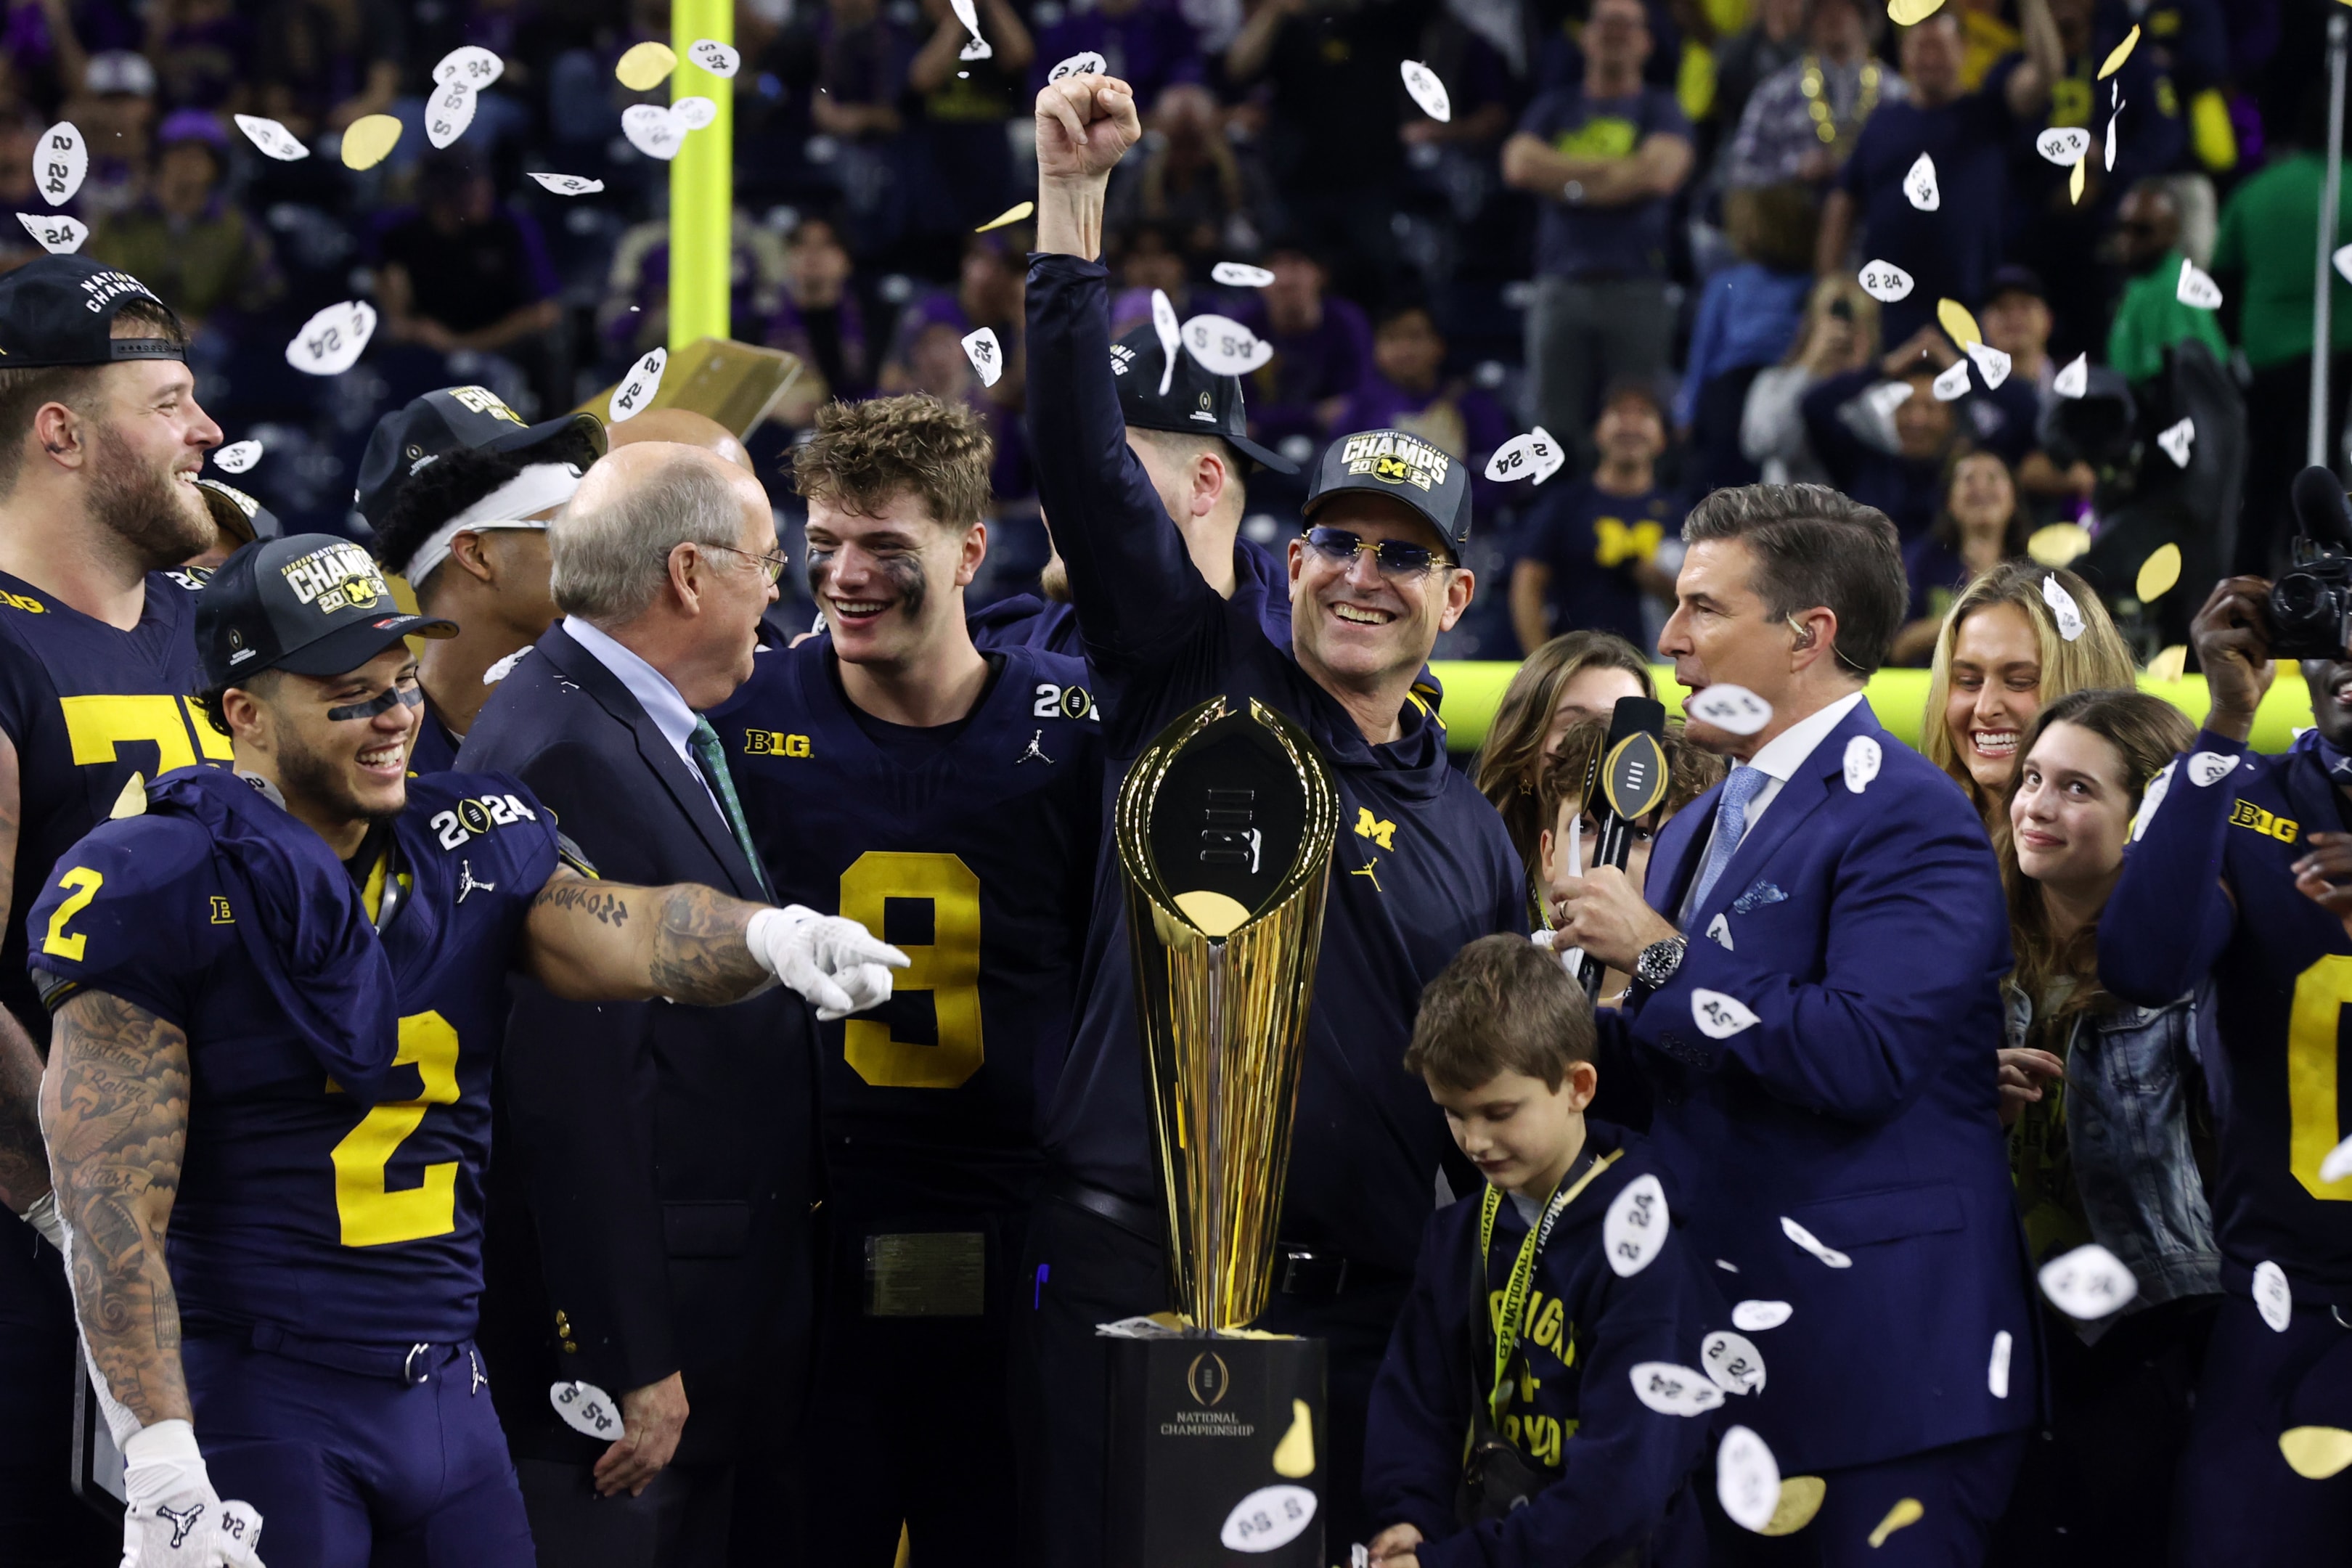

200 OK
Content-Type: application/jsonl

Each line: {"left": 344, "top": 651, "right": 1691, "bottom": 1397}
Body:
{"left": 708, "top": 640, "right": 1104, "bottom": 1199}
{"left": 2101, "top": 728, "right": 2352, "bottom": 1305}
{"left": 27, "top": 769, "right": 560, "bottom": 1344}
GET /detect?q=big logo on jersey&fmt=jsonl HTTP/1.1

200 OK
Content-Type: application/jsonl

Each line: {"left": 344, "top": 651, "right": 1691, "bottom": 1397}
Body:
{"left": 429, "top": 791, "right": 537, "bottom": 850}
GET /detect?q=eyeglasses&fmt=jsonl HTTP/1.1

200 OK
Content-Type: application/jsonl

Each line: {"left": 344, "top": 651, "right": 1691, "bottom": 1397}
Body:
{"left": 706, "top": 544, "right": 790, "bottom": 585}
{"left": 1303, "top": 526, "right": 1453, "bottom": 579}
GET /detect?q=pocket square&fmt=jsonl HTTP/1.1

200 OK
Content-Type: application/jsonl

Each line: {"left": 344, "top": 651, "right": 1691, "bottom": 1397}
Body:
{"left": 1731, "top": 882, "right": 1787, "bottom": 914}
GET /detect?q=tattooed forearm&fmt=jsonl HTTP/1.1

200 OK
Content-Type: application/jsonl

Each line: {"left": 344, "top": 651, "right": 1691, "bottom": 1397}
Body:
{"left": 645, "top": 883, "right": 769, "bottom": 1004}
{"left": 531, "top": 880, "right": 632, "bottom": 926}
{"left": 0, "top": 1010, "right": 49, "bottom": 1213}
{"left": 38, "top": 989, "right": 192, "bottom": 1426}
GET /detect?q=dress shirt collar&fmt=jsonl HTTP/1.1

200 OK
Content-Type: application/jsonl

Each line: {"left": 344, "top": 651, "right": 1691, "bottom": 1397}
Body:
{"left": 1744, "top": 689, "right": 1867, "bottom": 783}
{"left": 563, "top": 613, "right": 701, "bottom": 759}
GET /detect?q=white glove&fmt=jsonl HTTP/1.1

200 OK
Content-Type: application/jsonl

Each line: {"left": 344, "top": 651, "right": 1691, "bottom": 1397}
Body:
{"left": 120, "top": 1421, "right": 265, "bottom": 1568}
{"left": 746, "top": 906, "right": 910, "bottom": 1021}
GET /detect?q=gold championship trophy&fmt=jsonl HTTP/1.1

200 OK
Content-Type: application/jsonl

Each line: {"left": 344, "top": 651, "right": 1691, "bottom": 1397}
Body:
{"left": 1105, "top": 695, "right": 1341, "bottom": 1567}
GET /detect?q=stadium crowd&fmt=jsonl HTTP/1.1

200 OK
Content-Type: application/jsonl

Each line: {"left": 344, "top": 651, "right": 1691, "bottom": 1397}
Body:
{"left": 2, "top": 1, "right": 2352, "bottom": 1567}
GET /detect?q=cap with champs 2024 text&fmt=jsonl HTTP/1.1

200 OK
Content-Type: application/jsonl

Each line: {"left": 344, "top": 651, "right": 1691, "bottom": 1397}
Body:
{"left": 197, "top": 534, "right": 454, "bottom": 690}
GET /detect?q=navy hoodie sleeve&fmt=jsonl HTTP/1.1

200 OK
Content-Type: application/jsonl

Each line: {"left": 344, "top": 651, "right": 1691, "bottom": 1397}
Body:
{"left": 1363, "top": 1212, "right": 1474, "bottom": 1545}
{"left": 1798, "top": 366, "right": 1878, "bottom": 492}
{"left": 2099, "top": 737, "right": 2239, "bottom": 1005}
{"left": 1024, "top": 252, "right": 1220, "bottom": 671}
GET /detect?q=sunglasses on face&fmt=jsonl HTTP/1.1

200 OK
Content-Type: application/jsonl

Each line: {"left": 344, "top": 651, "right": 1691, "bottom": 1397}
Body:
{"left": 1303, "top": 525, "right": 1453, "bottom": 578}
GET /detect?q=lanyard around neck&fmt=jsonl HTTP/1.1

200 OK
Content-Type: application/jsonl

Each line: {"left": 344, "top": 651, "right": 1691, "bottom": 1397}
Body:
{"left": 1477, "top": 1146, "right": 1622, "bottom": 1419}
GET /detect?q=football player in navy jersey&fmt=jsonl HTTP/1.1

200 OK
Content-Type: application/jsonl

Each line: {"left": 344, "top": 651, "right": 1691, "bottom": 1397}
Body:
{"left": 33, "top": 535, "right": 905, "bottom": 1568}
{"left": 2102, "top": 568, "right": 2352, "bottom": 1561}
{"left": 0, "top": 254, "right": 229, "bottom": 1562}
{"left": 360, "top": 388, "right": 607, "bottom": 776}
{"left": 709, "top": 394, "right": 1103, "bottom": 1567}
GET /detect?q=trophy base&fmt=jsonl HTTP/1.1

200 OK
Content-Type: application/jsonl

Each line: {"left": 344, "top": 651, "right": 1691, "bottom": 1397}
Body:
{"left": 1105, "top": 1333, "right": 1328, "bottom": 1567}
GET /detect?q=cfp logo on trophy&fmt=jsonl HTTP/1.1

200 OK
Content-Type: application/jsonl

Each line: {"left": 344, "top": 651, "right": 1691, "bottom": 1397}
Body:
{"left": 1185, "top": 1351, "right": 1232, "bottom": 1406}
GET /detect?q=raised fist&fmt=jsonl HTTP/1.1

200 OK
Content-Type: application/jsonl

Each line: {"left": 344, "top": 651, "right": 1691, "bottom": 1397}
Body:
{"left": 1034, "top": 73, "right": 1142, "bottom": 185}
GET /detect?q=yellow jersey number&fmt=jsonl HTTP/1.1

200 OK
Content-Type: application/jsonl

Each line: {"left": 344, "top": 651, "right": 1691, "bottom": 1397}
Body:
{"left": 2289, "top": 955, "right": 2352, "bottom": 1201}
{"left": 41, "top": 865, "right": 102, "bottom": 961}
{"left": 836, "top": 852, "right": 983, "bottom": 1089}
{"left": 60, "top": 694, "right": 234, "bottom": 774}
{"left": 331, "top": 1011, "right": 462, "bottom": 1246}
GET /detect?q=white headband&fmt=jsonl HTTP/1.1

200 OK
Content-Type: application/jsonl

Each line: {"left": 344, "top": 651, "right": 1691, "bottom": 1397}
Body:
{"left": 403, "top": 462, "right": 584, "bottom": 587}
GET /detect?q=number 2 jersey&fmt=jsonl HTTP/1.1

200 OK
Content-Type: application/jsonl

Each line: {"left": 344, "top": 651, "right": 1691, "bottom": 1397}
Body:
{"left": 0, "top": 568, "right": 223, "bottom": 1038}
{"left": 2101, "top": 727, "right": 2352, "bottom": 1306}
{"left": 27, "top": 769, "right": 558, "bottom": 1344}
{"left": 708, "top": 640, "right": 1103, "bottom": 1201}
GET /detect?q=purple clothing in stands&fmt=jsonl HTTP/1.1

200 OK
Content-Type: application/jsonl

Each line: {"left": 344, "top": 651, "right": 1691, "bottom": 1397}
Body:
{"left": 1235, "top": 295, "right": 1375, "bottom": 448}
{"left": 1029, "top": 0, "right": 1202, "bottom": 107}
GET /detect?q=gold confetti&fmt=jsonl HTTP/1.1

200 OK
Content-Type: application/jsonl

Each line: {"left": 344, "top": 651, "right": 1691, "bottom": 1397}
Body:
{"left": 1868, "top": 1498, "right": 1924, "bottom": 1548}
{"left": 2282, "top": 1426, "right": 2352, "bottom": 1479}
{"left": 1936, "top": 298, "right": 1983, "bottom": 349}
{"left": 1270, "top": 1398, "right": 1315, "bottom": 1477}
{"left": 1762, "top": 1476, "right": 1826, "bottom": 1536}
{"left": 616, "top": 41, "right": 677, "bottom": 91}
{"left": 2028, "top": 523, "right": 2091, "bottom": 566}
{"left": 2149, "top": 644, "right": 2187, "bottom": 683}
{"left": 340, "top": 113, "right": 402, "bottom": 171}
{"left": 2070, "top": 156, "right": 2087, "bottom": 204}
{"left": 2136, "top": 542, "right": 2182, "bottom": 602}
{"left": 2098, "top": 25, "right": 2139, "bottom": 79}
{"left": 976, "top": 200, "right": 1034, "bottom": 233}
{"left": 1887, "top": 0, "right": 1944, "bottom": 23}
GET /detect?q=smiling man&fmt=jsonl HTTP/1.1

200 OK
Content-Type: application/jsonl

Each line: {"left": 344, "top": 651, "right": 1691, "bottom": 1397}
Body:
{"left": 32, "top": 533, "right": 899, "bottom": 1568}
{"left": 1017, "top": 73, "right": 1524, "bottom": 1564}
{"left": 1552, "top": 483, "right": 2033, "bottom": 1565}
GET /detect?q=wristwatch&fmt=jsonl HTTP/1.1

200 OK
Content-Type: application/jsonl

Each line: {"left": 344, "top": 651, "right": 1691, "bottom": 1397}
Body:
{"left": 1630, "top": 936, "right": 1687, "bottom": 997}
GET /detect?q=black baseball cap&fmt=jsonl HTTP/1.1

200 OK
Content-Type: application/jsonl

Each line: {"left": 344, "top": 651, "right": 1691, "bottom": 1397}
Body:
{"left": 196, "top": 477, "right": 280, "bottom": 547}
{"left": 197, "top": 534, "right": 454, "bottom": 690}
{"left": 0, "top": 256, "right": 183, "bottom": 367}
{"left": 1110, "top": 322, "right": 1297, "bottom": 474}
{"left": 1986, "top": 264, "right": 2046, "bottom": 304}
{"left": 1304, "top": 428, "right": 1472, "bottom": 551}
{"left": 355, "top": 385, "right": 606, "bottom": 528}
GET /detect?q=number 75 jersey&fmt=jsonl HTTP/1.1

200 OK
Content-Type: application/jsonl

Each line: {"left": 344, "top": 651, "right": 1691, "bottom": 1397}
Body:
{"left": 28, "top": 769, "right": 558, "bottom": 1344}
{"left": 709, "top": 641, "right": 1105, "bottom": 1189}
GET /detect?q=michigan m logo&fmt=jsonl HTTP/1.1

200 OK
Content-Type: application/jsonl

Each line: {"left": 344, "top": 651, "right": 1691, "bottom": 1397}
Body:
{"left": 1354, "top": 808, "right": 1396, "bottom": 851}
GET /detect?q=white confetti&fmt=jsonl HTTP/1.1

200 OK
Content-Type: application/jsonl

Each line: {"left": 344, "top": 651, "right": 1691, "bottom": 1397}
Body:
{"left": 1630, "top": 1362, "right": 1726, "bottom": 1418}
{"left": 1856, "top": 259, "right": 1914, "bottom": 303}
{"left": 961, "top": 327, "right": 1003, "bottom": 387}
{"left": 2041, "top": 573, "right": 2086, "bottom": 642}
{"left": 673, "top": 96, "right": 718, "bottom": 131}
{"left": 1047, "top": 51, "right": 1107, "bottom": 83}
{"left": 2038, "top": 1242, "right": 2139, "bottom": 1320}
{"left": 33, "top": 121, "right": 83, "bottom": 205}
{"left": 1706, "top": 912, "right": 1734, "bottom": 950}
{"left": 2054, "top": 352, "right": 2088, "bottom": 399}
{"left": 528, "top": 172, "right": 606, "bottom": 196}
{"left": 1966, "top": 342, "right": 2013, "bottom": 390}
{"left": 1716, "top": 1425, "right": 1782, "bottom": 1534}
{"left": 14, "top": 212, "right": 83, "bottom": 253}
{"left": 2255, "top": 1259, "right": 2293, "bottom": 1333}
{"left": 2176, "top": 256, "right": 2223, "bottom": 310}
{"left": 2156, "top": 417, "right": 2195, "bottom": 468}
{"left": 2035, "top": 126, "right": 2092, "bottom": 165}
{"left": 1210, "top": 261, "right": 1274, "bottom": 290}
{"left": 958, "top": 35, "right": 993, "bottom": 60}
{"left": 1779, "top": 1215, "right": 1851, "bottom": 1269}
{"left": 550, "top": 1379, "right": 624, "bottom": 1440}
{"left": 1716, "top": 1259, "right": 1739, "bottom": 1272}
{"left": 2185, "top": 750, "right": 2239, "bottom": 788}
{"left": 2104, "top": 99, "right": 2122, "bottom": 171}
{"left": 1865, "top": 380, "right": 1915, "bottom": 422}
{"left": 284, "top": 300, "right": 376, "bottom": 376}
{"left": 1400, "top": 60, "right": 1450, "bottom": 123}
{"left": 1702, "top": 1331, "right": 1767, "bottom": 1395}
{"left": 433, "top": 45, "right": 504, "bottom": 89}
{"left": 621, "top": 102, "right": 686, "bottom": 160}
{"left": 1842, "top": 735, "right": 1882, "bottom": 794}
{"left": 2322, "top": 1133, "right": 2352, "bottom": 1185}
{"left": 1220, "top": 1485, "right": 1317, "bottom": 1553}
{"left": 1731, "top": 1299, "right": 1792, "bottom": 1333}
{"left": 1180, "top": 313, "right": 1273, "bottom": 375}
{"left": 483, "top": 648, "right": 528, "bottom": 685}
{"left": 1603, "top": 1172, "right": 1670, "bottom": 1279}
{"left": 2129, "top": 759, "right": 2173, "bottom": 842}
{"left": 425, "top": 81, "right": 477, "bottom": 149}
{"left": 1988, "top": 1331, "right": 2012, "bottom": 1398}
{"left": 1902, "top": 152, "right": 1939, "bottom": 211}
{"left": 609, "top": 346, "right": 668, "bottom": 421}
{"left": 1151, "top": 287, "right": 1180, "bottom": 396}
{"left": 1931, "top": 359, "right": 1972, "bottom": 401}
{"left": 687, "top": 38, "right": 740, "bottom": 77}
{"left": 211, "top": 439, "right": 261, "bottom": 474}
{"left": 1683, "top": 684, "right": 1772, "bottom": 736}
{"left": 2337, "top": 244, "right": 2352, "bottom": 288}
{"left": 1692, "top": 989, "right": 1758, "bottom": 1040}
{"left": 1484, "top": 428, "right": 1566, "bottom": 486}
{"left": 234, "top": 114, "right": 310, "bottom": 162}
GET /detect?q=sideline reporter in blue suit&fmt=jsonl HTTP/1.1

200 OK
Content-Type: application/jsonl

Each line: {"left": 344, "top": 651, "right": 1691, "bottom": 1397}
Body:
{"left": 1554, "top": 483, "right": 2034, "bottom": 1565}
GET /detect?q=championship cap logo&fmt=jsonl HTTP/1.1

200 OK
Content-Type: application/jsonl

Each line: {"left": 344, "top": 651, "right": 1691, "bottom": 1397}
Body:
{"left": 446, "top": 385, "right": 526, "bottom": 425}
{"left": 280, "top": 540, "right": 387, "bottom": 616}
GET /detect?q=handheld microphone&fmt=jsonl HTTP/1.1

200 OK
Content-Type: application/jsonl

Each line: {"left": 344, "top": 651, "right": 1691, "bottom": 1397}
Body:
{"left": 1575, "top": 695, "right": 1670, "bottom": 1000}
{"left": 2291, "top": 464, "right": 2352, "bottom": 552}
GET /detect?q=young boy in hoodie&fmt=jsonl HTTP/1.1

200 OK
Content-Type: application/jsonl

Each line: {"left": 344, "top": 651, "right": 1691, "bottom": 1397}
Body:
{"left": 1363, "top": 934, "right": 1722, "bottom": 1568}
